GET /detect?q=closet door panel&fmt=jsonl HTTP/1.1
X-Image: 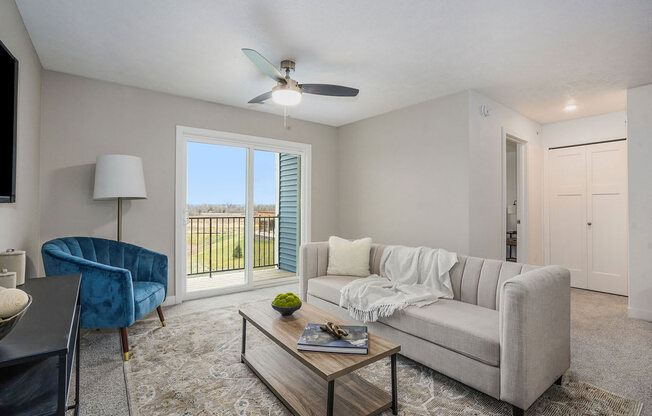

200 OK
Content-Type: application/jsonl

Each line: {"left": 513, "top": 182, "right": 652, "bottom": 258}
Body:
{"left": 548, "top": 147, "right": 588, "bottom": 289}
{"left": 587, "top": 141, "right": 628, "bottom": 295}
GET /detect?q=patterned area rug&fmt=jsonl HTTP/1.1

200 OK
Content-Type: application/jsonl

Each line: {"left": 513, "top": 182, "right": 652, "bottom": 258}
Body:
{"left": 125, "top": 304, "right": 643, "bottom": 416}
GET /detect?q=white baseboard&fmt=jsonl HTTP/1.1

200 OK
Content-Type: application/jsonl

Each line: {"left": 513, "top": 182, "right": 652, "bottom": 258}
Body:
{"left": 162, "top": 295, "right": 179, "bottom": 307}
{"left": 627, "top": 306, "right": 652, "bottom": 322}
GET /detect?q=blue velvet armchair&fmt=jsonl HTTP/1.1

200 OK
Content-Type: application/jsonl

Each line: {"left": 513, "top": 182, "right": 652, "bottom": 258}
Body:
{"left": 41, "top": 237, "right": 168, "bottom": 360}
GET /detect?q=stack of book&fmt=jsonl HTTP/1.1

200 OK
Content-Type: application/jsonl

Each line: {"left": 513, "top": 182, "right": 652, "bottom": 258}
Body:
{"left": 297, "top": 323, "right": 368, "bottom": 354}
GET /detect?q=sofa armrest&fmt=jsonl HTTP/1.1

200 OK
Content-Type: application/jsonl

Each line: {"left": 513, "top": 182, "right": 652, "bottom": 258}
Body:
{"left": 299, "top": 242, "right": 329, "bottom": 301}
{"left": 42, "top": 248, "right": 135, "bottom": 328}
{"left": 499, "top": 265, "right": 570, "bottom": 410}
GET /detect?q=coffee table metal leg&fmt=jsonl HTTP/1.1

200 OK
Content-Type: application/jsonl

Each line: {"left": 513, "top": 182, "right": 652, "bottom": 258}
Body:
{"left": 241, "top": 318, "right": 246, "bottom": 363}
{"left": 327, "top": 380, "right": 334, "bottom": 416}
{"left": 391, "top": 354, "right": 398, "bottom": 415}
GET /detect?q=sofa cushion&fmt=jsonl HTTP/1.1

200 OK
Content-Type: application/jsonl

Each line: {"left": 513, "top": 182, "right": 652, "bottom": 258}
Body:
{"left": 308, "top": 275, "right": 500, "bottom": 366}
{"left": 308, "top": 275, "right": 359, "bottom": 304}
{"left": 379, "top": 300, "right": 500, "bottom": 366}
{"left": 327, "top": 236, "right": 372, "bottom": 277}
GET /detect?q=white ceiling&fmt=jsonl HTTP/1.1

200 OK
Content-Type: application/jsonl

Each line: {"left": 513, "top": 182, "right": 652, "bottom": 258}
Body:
{"left": 16, "top": 0, "right": 652, "bottom": 126}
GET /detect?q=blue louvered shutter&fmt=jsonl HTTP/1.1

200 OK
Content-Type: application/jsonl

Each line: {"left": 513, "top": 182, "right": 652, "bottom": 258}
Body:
{"left": 278, "top": 153, "right": 300, "bottom": 273}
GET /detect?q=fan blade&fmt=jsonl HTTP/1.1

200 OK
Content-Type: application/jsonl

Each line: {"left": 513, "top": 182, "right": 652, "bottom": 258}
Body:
{"left": 248, "top": 91, "right": 272, "bottom": 104}
{"left": 300, "top": 84, "right": 359, "bottom": 97}
{"left": 242, "top": 48, "right": 286, "bottom": 83}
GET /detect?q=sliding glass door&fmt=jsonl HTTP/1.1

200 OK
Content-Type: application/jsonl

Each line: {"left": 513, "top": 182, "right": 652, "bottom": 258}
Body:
{"left": 176, "top": 127, "right": 310, "bottom": 301}
{"left": 185, "top": 142, "right": 247, "bottom": 292}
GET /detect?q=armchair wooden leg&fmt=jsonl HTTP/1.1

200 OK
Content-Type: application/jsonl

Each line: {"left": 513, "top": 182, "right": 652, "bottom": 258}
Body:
{"left": 156, "top": 305, "right": 166, "bottom": 327}
{"left": 120, "top": 327, "right": 130, "bottom": 361}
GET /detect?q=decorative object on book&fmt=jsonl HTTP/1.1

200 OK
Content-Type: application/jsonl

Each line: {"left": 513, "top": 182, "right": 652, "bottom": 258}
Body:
{"left": 319, "top": 321, "right": 349, "bottom": 338}
{"left": 0, "top": 292, "right": 31, "bottom": 341}
{"left": 0, "top": 249, "right": 26, "bottom": 285}
{"left": 0, "top": 269, "right": 16, "bottom": 288}
{"left": 271, "top": 292, "right": 302, "bottom": 316}
{"left": 297, "top": 323, "right": 369, "bottom": 354}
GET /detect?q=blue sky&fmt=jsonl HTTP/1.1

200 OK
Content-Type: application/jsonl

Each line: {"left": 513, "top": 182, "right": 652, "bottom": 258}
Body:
{"left": 187, "top": 142, "right": 277, "bottom": 205}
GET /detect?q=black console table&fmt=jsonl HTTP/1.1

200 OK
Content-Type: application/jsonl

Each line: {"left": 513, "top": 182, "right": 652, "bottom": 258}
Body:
{"left": 0, "top": 274, "right": 81, "bottom": 415}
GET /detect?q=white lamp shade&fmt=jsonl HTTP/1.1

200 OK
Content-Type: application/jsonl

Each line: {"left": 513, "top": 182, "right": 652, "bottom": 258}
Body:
{"left": 93, "top": 154, "right": 147, "bottom": 200}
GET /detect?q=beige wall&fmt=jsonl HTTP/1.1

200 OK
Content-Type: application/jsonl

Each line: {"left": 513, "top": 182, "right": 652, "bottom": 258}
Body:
{"left": 0, "top": 0, "right": 41, "bottom": 277}
{"left": 337, "top": 90, "right": 543, "bottom": 262}
{"left": 467, "top": 91, "right": 543, "bottom": 263}
{"left": 337, "top": 92, "right": 471, "bottom": 252}
{"left": 39, "top": 71, "right": 340, "bottom": 296}
{"left": 626, "top": 84, "right": 652, "bottom": 321}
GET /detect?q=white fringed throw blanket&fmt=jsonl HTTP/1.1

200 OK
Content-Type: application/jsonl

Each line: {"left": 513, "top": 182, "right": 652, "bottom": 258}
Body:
{"left": 339, "top": 246, "right": 458, "bottom": 322}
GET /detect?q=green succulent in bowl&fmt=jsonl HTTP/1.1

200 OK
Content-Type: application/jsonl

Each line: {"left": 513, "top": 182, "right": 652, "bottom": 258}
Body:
{"left": 273, "top": 292, "right": 301, "bottom": 308}
{"left": 272, "top": 292, "right": 302, "bottom": 316}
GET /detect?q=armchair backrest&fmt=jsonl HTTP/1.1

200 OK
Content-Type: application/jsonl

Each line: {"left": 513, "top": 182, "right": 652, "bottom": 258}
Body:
{"left": 42, "top": 237, "right": 164, "bottom": 283}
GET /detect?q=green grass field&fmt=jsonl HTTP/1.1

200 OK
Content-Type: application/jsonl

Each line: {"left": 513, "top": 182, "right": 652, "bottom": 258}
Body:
{"left": 187, "top": 232, "right": 275, "bottom": 276}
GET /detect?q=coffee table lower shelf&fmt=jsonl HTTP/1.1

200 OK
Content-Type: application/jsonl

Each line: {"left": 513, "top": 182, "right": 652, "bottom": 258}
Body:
{"left": 242, "top": 344, "right": 392, "bottom": 416}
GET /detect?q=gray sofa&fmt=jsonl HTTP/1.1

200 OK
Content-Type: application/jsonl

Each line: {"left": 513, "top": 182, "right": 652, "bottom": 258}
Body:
{"left": 300, "top": 242, "right": 570, "bottom": 415}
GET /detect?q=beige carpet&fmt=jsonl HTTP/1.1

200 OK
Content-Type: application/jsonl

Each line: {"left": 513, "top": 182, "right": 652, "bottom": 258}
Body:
{"left": 125, "top": 303, "right": 643, "bottom": 416}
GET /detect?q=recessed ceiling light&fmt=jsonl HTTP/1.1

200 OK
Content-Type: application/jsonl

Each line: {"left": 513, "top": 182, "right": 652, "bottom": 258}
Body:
{"left": 564, "top": 104, "right": 577, "bottom": 111}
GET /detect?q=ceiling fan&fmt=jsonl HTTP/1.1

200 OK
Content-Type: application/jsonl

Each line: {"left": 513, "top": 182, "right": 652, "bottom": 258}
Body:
{"left": 242, "top": 48, "right": 359, "bottom": 106}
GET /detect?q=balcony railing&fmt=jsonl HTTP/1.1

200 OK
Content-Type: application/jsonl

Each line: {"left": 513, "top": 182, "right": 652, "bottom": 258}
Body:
{"left": 187, "top": 215, "right": 277, "bottom": 277}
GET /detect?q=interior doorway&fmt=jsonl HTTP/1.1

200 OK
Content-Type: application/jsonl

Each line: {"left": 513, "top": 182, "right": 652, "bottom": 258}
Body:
{"left": 502, "top": 132, "right": 528, "bottom": 263}
{"left": 505, "top": 141, "right": 518, "bottom": 261}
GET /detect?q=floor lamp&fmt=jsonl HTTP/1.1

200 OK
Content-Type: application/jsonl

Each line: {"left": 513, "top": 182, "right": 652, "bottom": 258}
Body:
{"left": 93, "top": 154, "right": 147, "bottom": 242}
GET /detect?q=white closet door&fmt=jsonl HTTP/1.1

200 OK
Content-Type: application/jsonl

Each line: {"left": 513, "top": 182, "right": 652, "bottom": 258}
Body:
{"left": 586, "top": 141, "right": 628, "bottom": 295}
{"left": 549, "top": 147, "right": 588, "bottom": 289}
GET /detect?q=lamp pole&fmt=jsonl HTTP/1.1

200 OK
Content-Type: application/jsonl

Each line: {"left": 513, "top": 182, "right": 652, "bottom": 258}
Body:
{"left": 117, "top": 197, "right": 123, "bottom": 242}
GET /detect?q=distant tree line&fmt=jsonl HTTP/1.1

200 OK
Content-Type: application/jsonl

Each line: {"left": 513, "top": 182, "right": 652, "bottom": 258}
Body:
{"left": 187, "top": 203, "right": 276, "bottom": 215}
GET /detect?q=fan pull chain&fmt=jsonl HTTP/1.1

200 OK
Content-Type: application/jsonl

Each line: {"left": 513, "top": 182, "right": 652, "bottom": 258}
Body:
{"left": 284, "top": 105, "right": 288, "bottom": 129}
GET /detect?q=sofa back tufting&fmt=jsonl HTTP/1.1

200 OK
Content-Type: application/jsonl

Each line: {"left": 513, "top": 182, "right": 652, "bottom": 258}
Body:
{"left": 301, "top": 242, "right": 542, "bottom": 311}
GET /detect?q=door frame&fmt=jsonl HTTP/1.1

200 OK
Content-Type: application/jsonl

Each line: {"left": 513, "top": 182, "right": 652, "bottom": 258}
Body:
{"left": 175, "top": 125, "right": 311, "bottom": 302}
{"left": 501, "top": 128, "right": 529, "bottom": 263}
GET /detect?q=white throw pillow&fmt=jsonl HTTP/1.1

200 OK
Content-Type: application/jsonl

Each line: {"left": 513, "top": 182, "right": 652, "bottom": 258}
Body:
{"left": 327, "top": 236, "right": 372, "bottom": 277}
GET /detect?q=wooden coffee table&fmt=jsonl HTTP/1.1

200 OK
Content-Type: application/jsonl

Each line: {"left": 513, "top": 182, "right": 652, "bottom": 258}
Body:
{"left": 239, "top": 303, "right": 400, "bottom": 416}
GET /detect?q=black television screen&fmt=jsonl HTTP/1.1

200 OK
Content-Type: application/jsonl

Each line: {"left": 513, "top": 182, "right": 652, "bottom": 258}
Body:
{"left": 0, "top": 39, "right": 17, "bottom": 203}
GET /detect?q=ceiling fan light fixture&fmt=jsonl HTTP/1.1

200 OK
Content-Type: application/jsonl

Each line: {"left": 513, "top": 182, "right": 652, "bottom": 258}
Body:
{"left": 272, "top": 83, "right": 302, "bottom": 106}
{"left": 242, "top": 49, "right": 358, "bottom": 105}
